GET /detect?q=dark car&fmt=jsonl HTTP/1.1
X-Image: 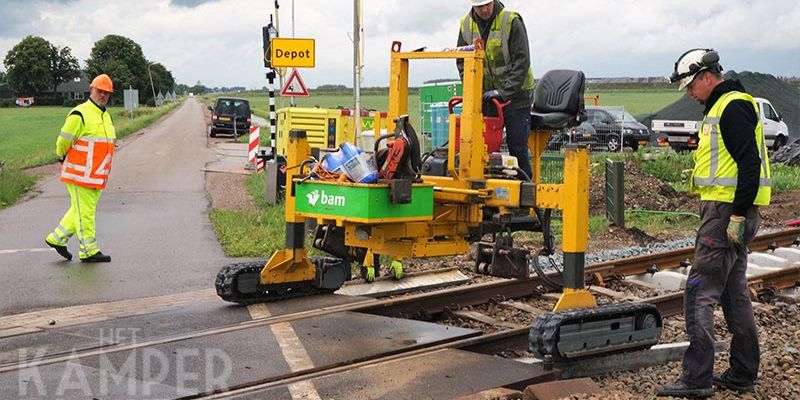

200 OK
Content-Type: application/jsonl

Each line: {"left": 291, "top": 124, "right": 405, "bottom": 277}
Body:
{"left": 208, "top": 97, "right": 251, "bottom": 137}
{"left": 546, "top": 121, "right": 597, "bottom": 150}
{"left": 585, "top": 106, "right": 651, "bottom": 151}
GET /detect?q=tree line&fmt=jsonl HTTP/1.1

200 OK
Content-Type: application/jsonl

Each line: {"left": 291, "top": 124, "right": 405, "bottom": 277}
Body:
{"left": 2, "top": 34, "right": 176, "bottom": 105}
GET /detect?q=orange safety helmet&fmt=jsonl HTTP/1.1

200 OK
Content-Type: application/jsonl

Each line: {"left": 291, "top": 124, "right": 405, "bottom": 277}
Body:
{"left": 90, "top": 74, "right": 114, "bottom": 93}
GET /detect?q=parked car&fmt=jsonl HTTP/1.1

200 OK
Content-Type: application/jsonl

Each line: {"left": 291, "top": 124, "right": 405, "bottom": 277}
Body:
{"left": 651, "top": 97, "right": 790, "bottom": 152}
{"left": 546, "top": 121, "right": 597, "bottom": 150}
{"left": 585, "top": 106, "right": 651, "bottom": 151}
{"left": 208, "top": 97, "right": 251, "bottom": 137}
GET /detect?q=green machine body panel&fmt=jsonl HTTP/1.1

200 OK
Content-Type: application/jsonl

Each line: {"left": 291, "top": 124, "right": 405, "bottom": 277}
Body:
{"left": 294, "top": 181, "right": 434, "bottom": 223}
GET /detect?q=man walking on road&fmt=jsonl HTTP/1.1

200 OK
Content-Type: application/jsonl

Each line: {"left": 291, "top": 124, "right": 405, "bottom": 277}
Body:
{"left": 657, "top": 49, "right": 771, "bottom": 398}
{"left": 457, "top": 0, "right": 535, "bottom": 179}
{"left": 45, "top": 74, "right": 116, "bottom": 263}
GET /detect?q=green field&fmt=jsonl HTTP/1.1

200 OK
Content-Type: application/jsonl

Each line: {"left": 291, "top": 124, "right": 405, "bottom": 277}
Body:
{"left": 585, "top": 88, "right": 684, "bottom": 116}
{"left": 207, "top": 91, "right": 414, "bottom": 130}
{"left": 0, "top": 103, "right": 181, "bottom": 169}
{"left": 206, "top": 87, "right": 682, "bottom": 138}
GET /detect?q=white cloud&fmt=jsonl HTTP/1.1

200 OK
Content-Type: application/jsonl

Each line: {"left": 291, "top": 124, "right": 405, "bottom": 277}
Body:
{"left": 1, "top": 0, "right": 798, "bottom": 89}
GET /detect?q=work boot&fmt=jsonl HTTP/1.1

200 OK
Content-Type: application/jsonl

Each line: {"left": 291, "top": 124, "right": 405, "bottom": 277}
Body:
{"left": 45, "top": 240, "right": 72, "bottom": 261}
{"left": 81, "top": 251, "right": 111, "bottom": 263}
{"left": 713, "top": 369, "right": 756, "bottom": 394}
{"left": 656, "top": 380, "right": 713, "bottom": 398}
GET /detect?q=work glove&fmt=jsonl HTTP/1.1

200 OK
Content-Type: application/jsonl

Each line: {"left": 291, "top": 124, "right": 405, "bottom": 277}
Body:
{"left": 726, "top": 215, "right": 745, "bottom": 248}
{"left": 390, "top": 259, "right": 404, "bottom": 280}
{"left": 364, "top": 266, "right": 376, "bottom": 283}
{"left": 482, "top": 90, "right": 503, "bottom": 103}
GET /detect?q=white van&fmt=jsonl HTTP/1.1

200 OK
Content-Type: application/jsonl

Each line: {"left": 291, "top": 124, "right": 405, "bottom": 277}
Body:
{"left": 755, "top": 97, "right": 790, "bottom": 151}
{"left": 652, "top": 97, "right": 790, "bottom": 151}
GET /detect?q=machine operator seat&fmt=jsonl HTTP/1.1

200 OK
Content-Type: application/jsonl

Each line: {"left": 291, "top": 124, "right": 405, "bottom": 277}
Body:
{"left": 530, "top": 70, "right": 587, "bottom": 130}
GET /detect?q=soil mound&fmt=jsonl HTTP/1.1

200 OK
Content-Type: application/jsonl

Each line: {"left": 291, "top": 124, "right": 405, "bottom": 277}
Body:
{"left": 641, "top": 71, "right": 800, "bottom": 138}
{"left": 771, "top": 137, "right": 800, "bottom": 166}
{"left": 588, "top": 160, "right": 697, "bottom": 215}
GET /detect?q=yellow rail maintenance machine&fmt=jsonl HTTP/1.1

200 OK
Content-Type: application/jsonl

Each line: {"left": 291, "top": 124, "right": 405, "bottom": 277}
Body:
{"left": 215, "top": 41, "right": 662, "bottom": 361}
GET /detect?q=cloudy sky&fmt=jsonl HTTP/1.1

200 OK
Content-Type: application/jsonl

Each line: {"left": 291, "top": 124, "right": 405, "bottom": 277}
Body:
{"left": 1, "top": 0, "right": 798, "bottom": 89}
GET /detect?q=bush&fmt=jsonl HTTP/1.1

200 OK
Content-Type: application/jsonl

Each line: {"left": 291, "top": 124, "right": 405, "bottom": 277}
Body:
{"left": 0, "top": 99, "right": 11, "bottom": 108}
{"left": 62, "top": 98, "right": 77, "bottom": 107}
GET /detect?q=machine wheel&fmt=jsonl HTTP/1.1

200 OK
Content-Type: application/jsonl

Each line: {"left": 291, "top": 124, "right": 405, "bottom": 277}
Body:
{"left": 773, "top": 135, "right": 787, "bottom": 151}
{"left": 606, "top": 135, "right": 621, "bottom": 152}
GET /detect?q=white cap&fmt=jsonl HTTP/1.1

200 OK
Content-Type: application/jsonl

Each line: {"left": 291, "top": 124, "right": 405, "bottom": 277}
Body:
{"left": 468, "top": 0, "right": 493, "bottom": 6}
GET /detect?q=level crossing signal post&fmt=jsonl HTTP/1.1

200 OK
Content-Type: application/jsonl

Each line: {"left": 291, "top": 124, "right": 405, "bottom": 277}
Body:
{"left": 259, "top": 13, "right": 315, "bottom": 204}
{"left": 261, "top": 15, "right": 284, "bottom": 204}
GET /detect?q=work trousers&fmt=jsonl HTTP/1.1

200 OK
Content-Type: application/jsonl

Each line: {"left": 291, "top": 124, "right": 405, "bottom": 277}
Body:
{"left": 46, "top": 183, "right": 103, "bottom": 259}
{"left": 504, "top": 108, "right": 532, "bottom": 180}
{"left": 680, "top": 201, "right": 760, "bottom": 387}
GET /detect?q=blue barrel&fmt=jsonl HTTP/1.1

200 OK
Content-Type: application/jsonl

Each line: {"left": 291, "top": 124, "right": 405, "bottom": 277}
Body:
{"left": 430, "top": 103, "right": 461, "bottom": 149}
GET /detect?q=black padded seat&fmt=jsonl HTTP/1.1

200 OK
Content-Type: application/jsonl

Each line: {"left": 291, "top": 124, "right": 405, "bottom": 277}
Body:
{"left": 530, "top": 70, "right": 586, "bottom": 130}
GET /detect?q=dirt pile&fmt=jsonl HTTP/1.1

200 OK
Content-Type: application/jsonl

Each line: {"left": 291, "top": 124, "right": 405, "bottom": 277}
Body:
{"left": 641, "top": 71, "right": 800, "bottom": 138}
{"left": 771, "top": 137, "right": 800, "bottom": 166}
{"left": 588, "top": 160, "right": 697, "bottom": 215}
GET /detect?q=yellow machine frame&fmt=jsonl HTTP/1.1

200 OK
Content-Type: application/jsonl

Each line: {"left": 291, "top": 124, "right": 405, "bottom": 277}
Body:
{"left": 263, "top": 41, "right": 594, "bottom": 311}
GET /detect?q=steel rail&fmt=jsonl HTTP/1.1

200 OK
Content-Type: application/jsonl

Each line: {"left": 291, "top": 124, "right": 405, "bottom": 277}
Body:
{"left": 3, "top": 229, "right": 798, "bottom": 374}
{"left": 588, "top": 228, "right": 800, "bottom": 279}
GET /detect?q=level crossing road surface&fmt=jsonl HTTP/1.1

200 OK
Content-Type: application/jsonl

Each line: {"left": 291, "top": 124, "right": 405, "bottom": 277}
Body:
{"left": 0, "top": 98, "right": 234, "bottom": 316}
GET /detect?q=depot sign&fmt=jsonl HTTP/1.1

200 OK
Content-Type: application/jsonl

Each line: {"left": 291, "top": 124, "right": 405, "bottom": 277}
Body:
{"left": 270, "top": 38, "right": 315, "bottom": 68}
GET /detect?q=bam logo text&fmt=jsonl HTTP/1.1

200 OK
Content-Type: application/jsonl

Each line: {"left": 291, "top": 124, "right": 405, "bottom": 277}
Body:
{"left": 306, "top": 190, "right": 345, "bottom": 207}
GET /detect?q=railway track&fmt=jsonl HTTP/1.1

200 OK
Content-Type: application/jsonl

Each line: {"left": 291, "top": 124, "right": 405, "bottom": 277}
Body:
{"left": 4, "top": 228, "right": 798, "bottom": 399}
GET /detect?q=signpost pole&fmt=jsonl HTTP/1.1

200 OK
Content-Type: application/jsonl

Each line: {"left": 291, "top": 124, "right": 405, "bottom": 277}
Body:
{"left": 353, "top": 0, "right": 362, "bottom": 145}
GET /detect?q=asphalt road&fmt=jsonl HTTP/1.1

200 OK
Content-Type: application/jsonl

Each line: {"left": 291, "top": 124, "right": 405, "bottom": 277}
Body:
{"left": 0, "top": 99, "right": 232, "bottom": 316}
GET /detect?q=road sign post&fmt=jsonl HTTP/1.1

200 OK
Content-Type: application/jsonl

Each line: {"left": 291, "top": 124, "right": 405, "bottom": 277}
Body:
{"left": 124, "top": 87, "right": 139, "bottom": 121}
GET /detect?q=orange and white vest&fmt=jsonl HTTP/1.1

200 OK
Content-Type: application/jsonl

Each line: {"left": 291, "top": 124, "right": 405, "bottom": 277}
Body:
{"left": 57, "top": 100, "right": 116, "bottom": 189}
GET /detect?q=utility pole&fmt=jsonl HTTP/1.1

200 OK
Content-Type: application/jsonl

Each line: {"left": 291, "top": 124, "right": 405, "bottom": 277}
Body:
{"left": 147, "top": 63, "right": 158, "bottom": 108}
{"left": 274, "top": 0, "right": 285, "bottom": 109}
{"left": 289, "top": 0, "right": 296, "bottom": 107}
{"left": 353, "top": 0, "right": 362, "bottom": 142}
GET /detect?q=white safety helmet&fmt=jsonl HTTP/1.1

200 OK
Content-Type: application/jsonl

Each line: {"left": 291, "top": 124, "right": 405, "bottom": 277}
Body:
{"left": 670, "top": 48, "right": 723, "bottom": 90}
{"left": 468, "top": 0, "right": 493, "bottom": 6}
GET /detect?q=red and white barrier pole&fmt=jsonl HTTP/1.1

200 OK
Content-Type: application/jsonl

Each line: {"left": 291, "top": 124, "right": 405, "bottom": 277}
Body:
{"left": 248, "top": 125, "right": 263, "bottom": 171}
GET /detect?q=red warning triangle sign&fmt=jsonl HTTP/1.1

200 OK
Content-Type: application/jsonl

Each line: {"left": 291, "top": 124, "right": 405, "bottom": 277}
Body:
{"left": 280, "top": 68, "right": 310, "bottom": 97}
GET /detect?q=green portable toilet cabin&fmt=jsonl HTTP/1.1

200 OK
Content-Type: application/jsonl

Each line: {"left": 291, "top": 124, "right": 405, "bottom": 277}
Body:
{"left": 419, "top": 81, "right": 462, "bottom": 135}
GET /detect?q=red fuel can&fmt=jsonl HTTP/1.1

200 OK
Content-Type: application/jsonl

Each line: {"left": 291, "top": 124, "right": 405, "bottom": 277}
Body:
{"left": 448, "top": 96, "right": 509, "bottom": 153}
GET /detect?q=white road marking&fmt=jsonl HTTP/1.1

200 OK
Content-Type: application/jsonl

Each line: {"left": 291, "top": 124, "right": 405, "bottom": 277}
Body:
{"left": 0, "top": 248, "right": 52, "bottom": 255}
{"left": 247, "top": 304, "right": 322, "bottom": 400}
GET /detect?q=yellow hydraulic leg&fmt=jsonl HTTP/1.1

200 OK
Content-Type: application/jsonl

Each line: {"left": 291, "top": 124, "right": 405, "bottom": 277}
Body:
{"left": 260, "top": 130, "right": 316, "bottom": 286}
{"left": 553, "top": 145, "right": 596, "bottom": 311}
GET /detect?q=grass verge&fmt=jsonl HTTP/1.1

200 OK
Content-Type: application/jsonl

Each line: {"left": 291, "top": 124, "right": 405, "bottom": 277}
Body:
{"left": 0, "top": 168, "right": 37, "bottom": 208}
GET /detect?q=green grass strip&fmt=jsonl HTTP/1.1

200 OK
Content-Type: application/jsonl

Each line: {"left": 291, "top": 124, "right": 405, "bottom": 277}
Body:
{"left": 0, "top": 168, "right": 37, "bottom": 208}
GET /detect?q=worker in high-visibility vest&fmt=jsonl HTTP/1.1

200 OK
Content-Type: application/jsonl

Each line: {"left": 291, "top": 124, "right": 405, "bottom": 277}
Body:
{"left": 45, "top": 74, "right": 116, "bottom": 262}
{"left": 658, "top": 49, "right": 770, "bottom": 398}
{"left": 457, "top": 0, "right": 535, "bottom": 180}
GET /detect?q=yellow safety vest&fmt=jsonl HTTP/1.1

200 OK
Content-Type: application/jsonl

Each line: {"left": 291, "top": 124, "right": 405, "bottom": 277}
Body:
{"left": 690, "top": 91, "right": 771, "bottom": 205}
{"left": 57, "top": 100, "right": 116, "bottom": 189}
{"left": 460, "top": 9, "right": 535, "bottom": 92}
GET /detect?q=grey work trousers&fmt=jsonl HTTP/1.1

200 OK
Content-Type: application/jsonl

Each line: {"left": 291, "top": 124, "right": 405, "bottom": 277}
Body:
{"left": 680, "top": 201, "right": 760, "bottom": 387}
